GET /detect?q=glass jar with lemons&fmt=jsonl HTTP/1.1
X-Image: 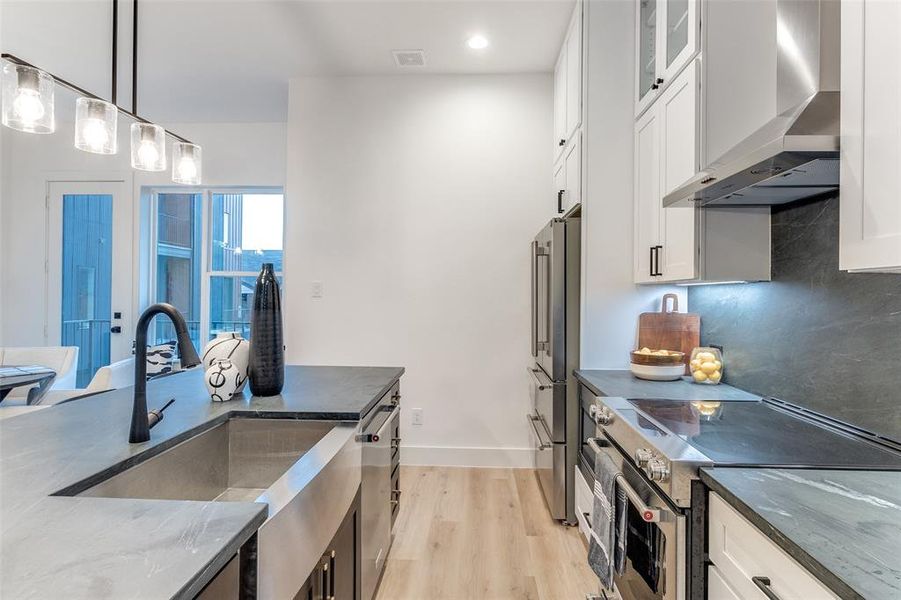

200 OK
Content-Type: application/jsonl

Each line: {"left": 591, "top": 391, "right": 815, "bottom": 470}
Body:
{"left": 690, "top": 347, "right": 723, "bottom": 384}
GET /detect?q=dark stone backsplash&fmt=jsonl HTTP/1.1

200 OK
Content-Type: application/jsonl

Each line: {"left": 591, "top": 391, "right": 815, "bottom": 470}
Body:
{"left": 688, "top": 194, "right": 901, "bottom": 443}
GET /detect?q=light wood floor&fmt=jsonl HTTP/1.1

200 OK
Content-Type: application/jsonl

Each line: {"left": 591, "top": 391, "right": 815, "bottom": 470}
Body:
{"left": 376, "top": 466, "right": 600, "bottom": 600}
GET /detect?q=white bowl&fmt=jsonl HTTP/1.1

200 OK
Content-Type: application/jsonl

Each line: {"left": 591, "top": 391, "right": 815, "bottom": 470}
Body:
{"left": 629, "top": 362, "right": 685, "bottom": 381}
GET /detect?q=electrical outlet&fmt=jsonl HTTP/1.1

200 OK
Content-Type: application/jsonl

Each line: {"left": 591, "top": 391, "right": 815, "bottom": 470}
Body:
{"left": 411, "top": 408, "right": 423, "bottom": 426}
{"left": 311, "top": 281, "right": 323, "bottom": 299}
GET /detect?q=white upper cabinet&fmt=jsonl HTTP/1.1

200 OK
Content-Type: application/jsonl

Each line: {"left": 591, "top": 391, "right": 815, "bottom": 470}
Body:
{"left": 552, "top": 1, "right": 583, "bottom": 213}
{"left": 840, "top": 0, "right": 901, "bottom": 273}
{"left": 554, "top": 2, "right": 583, "bottom": 159}
{"left": 564, "top": 9, "right": 582, "bottom": 141}
{"left": 634, "top": 106, "right": 662, "bottom": 283}
{"left": 555, "top": 132, "right": 582, "bottom": 215}
{"left": 634, "top": 60, "right": 699, "bottom": 283}
{"left": 635, "top": 0, "right": 700, "bottom": 117}
{"left": 554, "top": 52, "right": 568, "bottom": 160}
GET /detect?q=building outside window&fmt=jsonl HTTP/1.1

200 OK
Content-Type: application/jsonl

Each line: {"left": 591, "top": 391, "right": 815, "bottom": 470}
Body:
{"left": 150, "top": 189, "right": 284, "bottom": 352}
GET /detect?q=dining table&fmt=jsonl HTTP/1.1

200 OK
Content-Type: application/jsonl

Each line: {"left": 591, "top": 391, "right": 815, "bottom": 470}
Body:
{"left": 0, "top": 365, "right": 57, "bottom": 404}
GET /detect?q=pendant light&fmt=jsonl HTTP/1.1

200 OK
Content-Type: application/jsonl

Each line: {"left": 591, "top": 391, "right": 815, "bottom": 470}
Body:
{"left": 131, "top": 122, "right": 166, "bottom": 171}
{"left": 1, "top": 61, "right": 55, "bottom": 133}
{"left": 172, "top": 142, "right": 202, "bottom": 184}
{"left": 74, "top": 97, "right": 118, "bottom": 154}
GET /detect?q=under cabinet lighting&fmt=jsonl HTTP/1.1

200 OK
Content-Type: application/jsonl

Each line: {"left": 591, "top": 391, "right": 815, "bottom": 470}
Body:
{"left": 172, "top": 141, "right": 202, "bottom": 184}
{"left": 131, "top": 122, "right": 166, "bottom": 171}
{"left": 74, "top": 97, "right": 118, "bottom": 154}
{"left": 467, "top": 35, "right": 489, "bottom": 50}
{"left": 1, "top": 62, "right": 54, "bottom": 133}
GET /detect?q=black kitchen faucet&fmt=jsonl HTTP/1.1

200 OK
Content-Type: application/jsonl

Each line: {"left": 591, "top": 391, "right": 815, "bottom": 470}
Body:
{"left": 129, "top": 303, "right": 201, "bottom": 443}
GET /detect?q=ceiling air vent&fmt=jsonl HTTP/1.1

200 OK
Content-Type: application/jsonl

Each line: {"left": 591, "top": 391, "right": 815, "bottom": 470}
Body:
{"left": 392, "top": 50, "right": 426, "bottom": 68}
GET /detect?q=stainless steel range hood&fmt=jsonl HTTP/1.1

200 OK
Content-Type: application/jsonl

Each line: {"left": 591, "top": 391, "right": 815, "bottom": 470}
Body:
{"left": 664, "top": 0, "right": 840, "bottom": 208}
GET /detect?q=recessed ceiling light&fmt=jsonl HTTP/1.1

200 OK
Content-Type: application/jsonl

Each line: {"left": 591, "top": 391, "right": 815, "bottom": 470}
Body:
{"left": 467, "top": 35, "right": 489, "bottom": 50}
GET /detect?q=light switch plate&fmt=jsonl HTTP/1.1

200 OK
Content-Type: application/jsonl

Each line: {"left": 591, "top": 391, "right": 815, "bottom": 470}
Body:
{"left": 311, "top": 281, "right": 323, "bottom": 299}
{"left": 411, "top": 408, "right": 423, "bottom": 426}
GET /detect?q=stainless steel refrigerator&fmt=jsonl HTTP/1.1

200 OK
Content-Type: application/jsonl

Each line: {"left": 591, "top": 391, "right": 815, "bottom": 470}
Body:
{"left": 527, "top": 214, "right": 580, "bottom": 524}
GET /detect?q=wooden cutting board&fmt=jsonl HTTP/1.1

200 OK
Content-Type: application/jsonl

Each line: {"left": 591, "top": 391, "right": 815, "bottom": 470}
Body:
{"left": 638, "top": 294, "right": 700, "bottom": 373}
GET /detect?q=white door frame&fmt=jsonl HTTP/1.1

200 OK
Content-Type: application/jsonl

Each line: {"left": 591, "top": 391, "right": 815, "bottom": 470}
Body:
{"left": 45, "top": 179, "right": 133, "bottom": 365}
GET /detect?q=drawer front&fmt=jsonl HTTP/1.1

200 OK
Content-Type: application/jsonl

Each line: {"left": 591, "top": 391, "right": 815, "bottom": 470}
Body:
{"left": 707, "top": 565, "right": 741, "bottom": 600}
{"left": 709, "top": 493, "right": 838, "bottom": 600}
{"left": 574, "top": 465, "right": 593, "bottom": 543}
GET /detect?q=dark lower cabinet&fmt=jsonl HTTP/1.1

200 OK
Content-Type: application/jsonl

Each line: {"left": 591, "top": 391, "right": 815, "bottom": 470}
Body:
{"left": 294, "top": 488, "right": 361, "bottom": 600}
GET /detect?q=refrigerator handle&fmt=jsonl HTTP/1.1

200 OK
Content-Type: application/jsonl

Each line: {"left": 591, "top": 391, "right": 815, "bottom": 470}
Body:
{"left": 531, "top": 240, "right": 538, "bottom": 357}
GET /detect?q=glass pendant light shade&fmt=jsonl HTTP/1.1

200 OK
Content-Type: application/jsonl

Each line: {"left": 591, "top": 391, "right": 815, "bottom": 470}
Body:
{"left": 1, "top": 62, "right": 55, "bottom": 134}
{"left": 74, "top": 97, "right": 118, "bottom": 154}
{"left": 130, "top": 122, "right": 166, "bottom": 171}
{"left": 172, "top": 142, "right": 202, "bottom": 184}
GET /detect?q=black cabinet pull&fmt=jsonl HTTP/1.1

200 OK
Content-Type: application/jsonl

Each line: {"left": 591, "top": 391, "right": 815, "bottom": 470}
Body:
{"left": 559, "top": 138, "right": 566, "bottom": 146}
{"left": 649, "top": 246, "right": 655, "bottom": 277}
{"left": 557, "top": 190, "right": 565, "bottom": 214}
{"left": 752, "top": 577, "right": 783, "bottom": 600}
{"left": 656, "top": 77, "right": 664, "bottom": 84}
{"left": 110, "top": 325, "right": 122, "bottom": 333}
{"left": 328, "top": 550, "right": 336, "bottom": 600}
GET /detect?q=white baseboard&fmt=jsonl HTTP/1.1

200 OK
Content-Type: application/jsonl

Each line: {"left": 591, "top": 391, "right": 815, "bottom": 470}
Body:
{"left": 400, "top": 445, "right": 534, "bottom": 468}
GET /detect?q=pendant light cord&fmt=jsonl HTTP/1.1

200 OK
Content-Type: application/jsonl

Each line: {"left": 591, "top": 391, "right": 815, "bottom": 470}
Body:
{"left": 132, "top": 0, "right": 138, "bottom": 114}
{"left": 111, "top": 0, "right": 118, "bottom": 105}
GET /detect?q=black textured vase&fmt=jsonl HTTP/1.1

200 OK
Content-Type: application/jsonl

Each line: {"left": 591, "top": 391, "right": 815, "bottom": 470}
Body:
{"left": 249, "top": 263, "right": 284, "bottom": 396}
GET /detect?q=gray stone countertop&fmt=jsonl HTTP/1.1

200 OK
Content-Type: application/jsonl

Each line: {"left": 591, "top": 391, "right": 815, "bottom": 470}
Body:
{"left": 575, "top": 369, "right": 761, "bottom": 401}
{"left": 0, "top": 364, "right": 404, "bottom": 599}
{"left": 701, "top": 467, "right": 901, "bottom": 600}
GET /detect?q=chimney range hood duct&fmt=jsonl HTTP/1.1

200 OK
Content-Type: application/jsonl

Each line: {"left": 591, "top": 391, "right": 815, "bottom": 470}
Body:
{"left": 663, "top": 0, "right": 840, "bottom": 208}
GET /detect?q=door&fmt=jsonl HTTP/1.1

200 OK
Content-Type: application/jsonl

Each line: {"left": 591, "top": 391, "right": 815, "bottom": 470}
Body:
{"left": 658, "top": 59, "right": 699, "bottom": 282}
{"left": 360, "top": 401, "right": 397, "bottom": 600}
{"left": 634, "top": 107, "right": 661, "bottom": 283}
{"left": 531, "top": 221, "right": 565, "bottom": 380}
{"left": 840, "top": 0, "right": 901, "bottom": 272}
{"left": 562, "top": 133, "right": 582, "bottom": 213}
{"left": 46, "top": 181, "right": 132, "bottom": 387}
{"left": 659, "top": 0, "right": 699, "bottom": 85}
{"left": 636, "top": 0, "right": 659, "bottom": 116}
{"left": 565, "top": 5, "right": 582, "bottom": 140}
{"left": 554, "top": 48, "right": 568, "bottom": 158}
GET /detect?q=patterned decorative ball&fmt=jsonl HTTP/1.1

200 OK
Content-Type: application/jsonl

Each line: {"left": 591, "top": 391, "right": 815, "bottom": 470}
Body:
{"left": 201, "top": 333, "right": 250, "bottom": 394}
{"left": 205, "top": 359, "right": 245, "bottom": 402}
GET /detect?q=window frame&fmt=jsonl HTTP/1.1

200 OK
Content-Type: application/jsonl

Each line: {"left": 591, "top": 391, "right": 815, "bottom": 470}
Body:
{"left": 147, "top": 186, "right": 285, "bottom": 347}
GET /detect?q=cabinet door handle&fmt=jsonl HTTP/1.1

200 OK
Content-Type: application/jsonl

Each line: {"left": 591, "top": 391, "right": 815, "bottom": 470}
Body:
{"left": 557, "top": 189, "right": 565, "bottom": 214}
{"left": 559, "top": 138, "right": 566, "bottom": 146}
{"left": 649, "top": 246, "right": 655, "bottom": 277}
{"left": 653, "top": 245, "right": 663, "bottom": 276}
{"left": 328, "top": 550, "right": 336, "bottom": 600}
{"left": 752, "top": 577, "right": 783, "bottom": 600}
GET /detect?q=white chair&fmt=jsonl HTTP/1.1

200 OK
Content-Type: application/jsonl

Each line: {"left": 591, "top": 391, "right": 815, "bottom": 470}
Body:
{"left": 38, "top": 357, "right": 136, "bottom": 406}
{"left": 0, "top": 347, "right": 79, "bottom": 403}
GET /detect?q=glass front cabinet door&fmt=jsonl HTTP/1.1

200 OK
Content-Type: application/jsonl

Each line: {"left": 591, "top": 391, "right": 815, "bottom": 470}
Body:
{"left": 635, "top": 0, "right": 699, "bottom": 117}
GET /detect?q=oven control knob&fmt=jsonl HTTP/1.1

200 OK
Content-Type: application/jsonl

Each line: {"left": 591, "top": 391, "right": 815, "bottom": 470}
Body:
{"left": 594, "top": 406, "right": 615, "bottom": 426}
{"left": 645, "top": 458, "right": 670, "bottom": 482}
{"left": 634, "top": 448, "right": 654, "bottom": 468}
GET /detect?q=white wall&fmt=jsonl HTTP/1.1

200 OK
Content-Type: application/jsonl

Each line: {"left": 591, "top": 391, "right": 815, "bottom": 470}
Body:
{"left": 285, "top": 74, "right": 552, "bottom": 467}
{"left": 0, "top": 120, "right": 286, "bottom": 346}
{"left": 579, "top": 0, "right": 684, "bottom": 369}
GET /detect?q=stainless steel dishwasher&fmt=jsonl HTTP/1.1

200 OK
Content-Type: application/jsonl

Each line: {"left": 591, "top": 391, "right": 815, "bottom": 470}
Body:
{"left": 359, "top": 382, "right": 400, "bottom": 600}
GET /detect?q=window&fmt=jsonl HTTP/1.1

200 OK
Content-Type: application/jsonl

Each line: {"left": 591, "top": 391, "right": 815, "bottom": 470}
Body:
{"left": 149, "top": 189, "right": 284, "bottom": 351}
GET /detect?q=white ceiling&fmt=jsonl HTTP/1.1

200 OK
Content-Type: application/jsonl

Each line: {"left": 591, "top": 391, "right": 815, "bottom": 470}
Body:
{"left": 2, "top": 0, "right": 575, "bottom": 122}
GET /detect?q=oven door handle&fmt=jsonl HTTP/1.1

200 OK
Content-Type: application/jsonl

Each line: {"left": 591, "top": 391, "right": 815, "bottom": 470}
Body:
{"left": 587, "top": 437, "right": 672, "bottom": 524}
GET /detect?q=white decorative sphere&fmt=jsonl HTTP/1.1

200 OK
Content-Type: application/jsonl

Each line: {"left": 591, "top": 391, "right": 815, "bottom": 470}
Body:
{"left": 201, "top": 333, "right": 249, "bottom": 394}
{"left": 205, "top": 359, "right": 246, "bottom": 402}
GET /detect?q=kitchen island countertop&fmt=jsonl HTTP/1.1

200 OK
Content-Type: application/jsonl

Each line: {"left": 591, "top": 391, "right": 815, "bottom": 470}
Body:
{"left": 701, "top": 467, "right": 901, "bottom": 600}
{"left": 575, "top": 369, "right": 761, "bottom": 401}
{"left": 0, "top": 364, "right": 403, "bottom": 599}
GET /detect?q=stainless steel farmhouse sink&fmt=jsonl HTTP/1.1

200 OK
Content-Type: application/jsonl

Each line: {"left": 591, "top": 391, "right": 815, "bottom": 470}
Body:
{"left": 80, "top": 419, "right": 338, "bottom": 503}
{"left": 76, "top": 418, "right": 363, "bottom": 600}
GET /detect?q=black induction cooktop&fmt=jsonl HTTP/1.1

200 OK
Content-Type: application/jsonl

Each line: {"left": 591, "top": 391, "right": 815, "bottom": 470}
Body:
{"left": 626, "top": 398, "right": 901, "bottom": 469}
